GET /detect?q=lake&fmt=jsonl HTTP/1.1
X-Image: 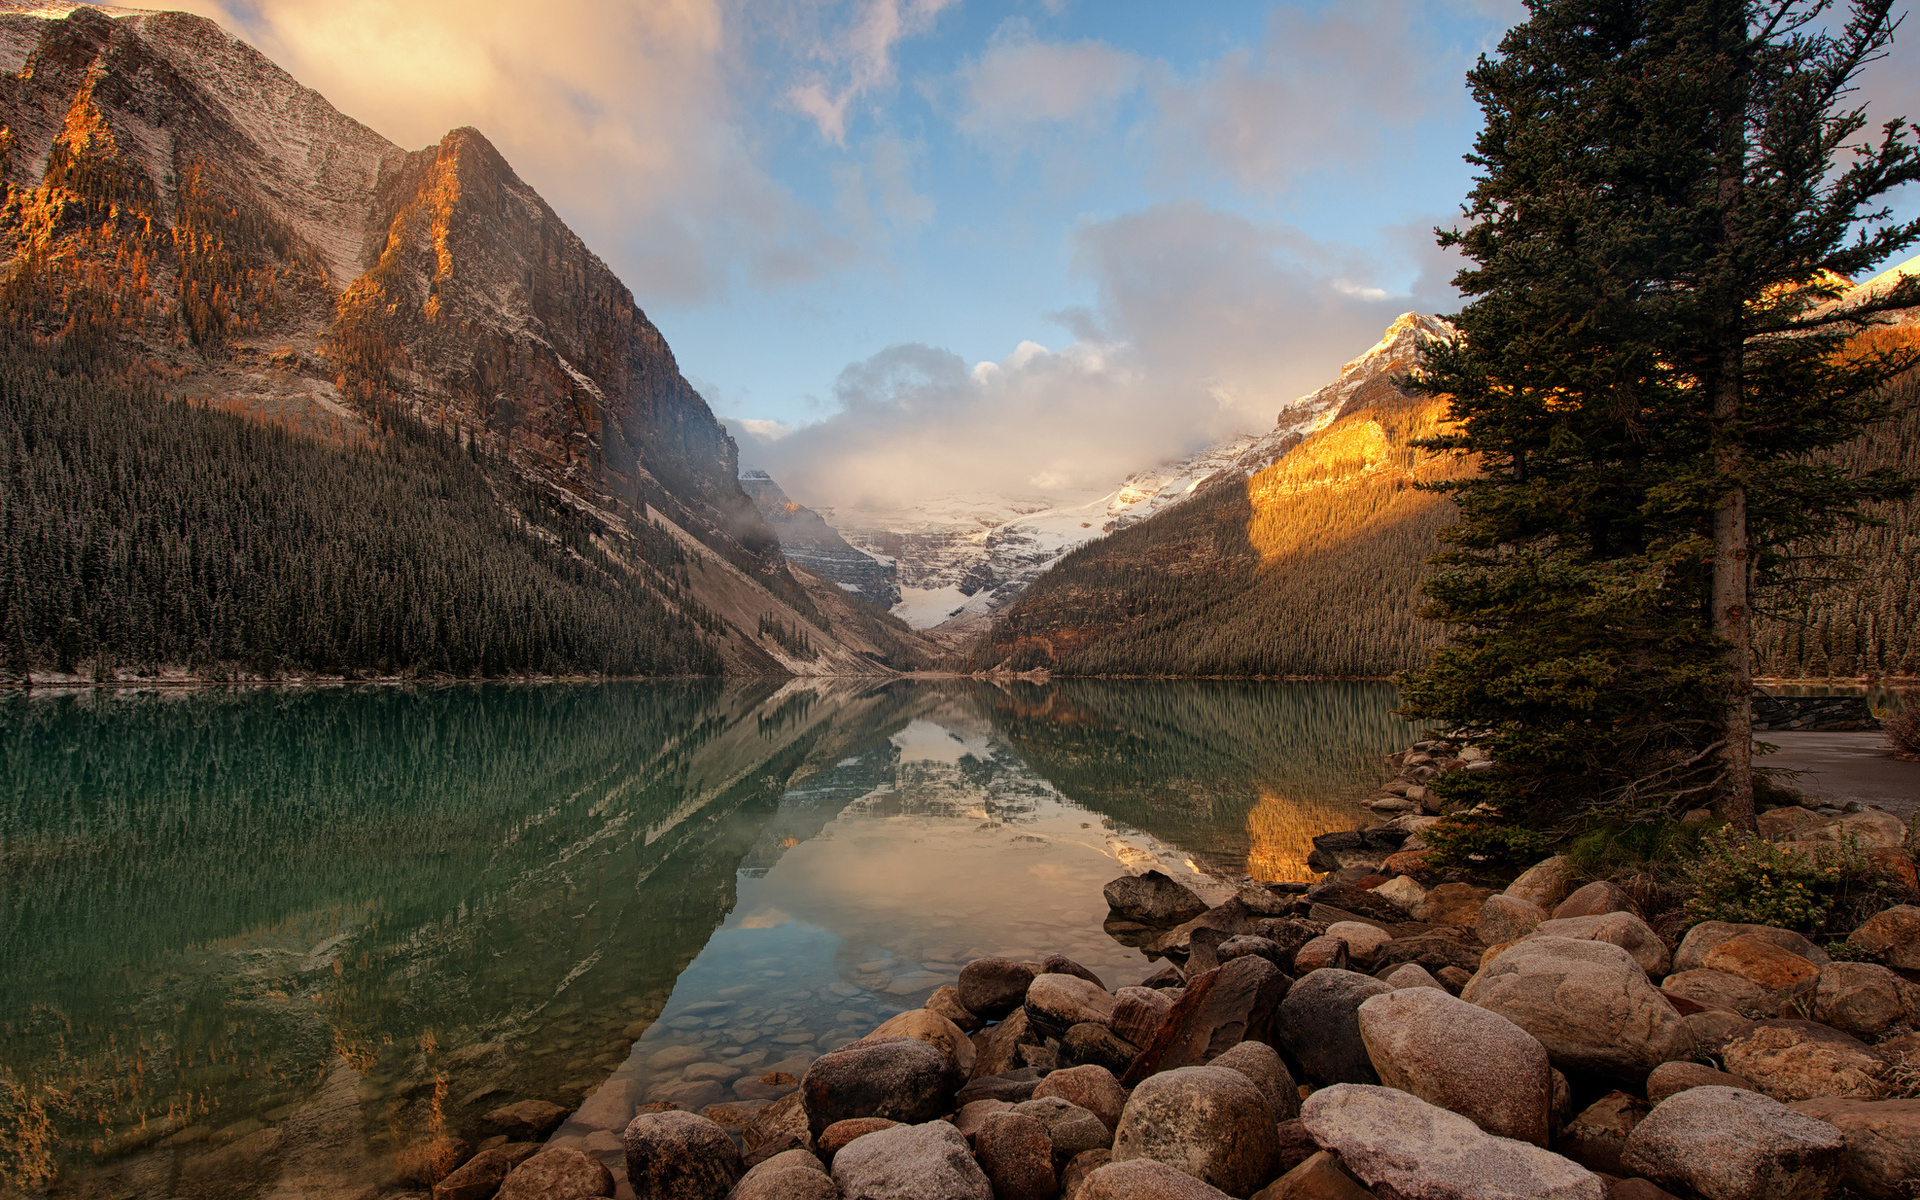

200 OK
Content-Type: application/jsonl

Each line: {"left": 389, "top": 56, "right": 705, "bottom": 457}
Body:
{"left": 0, "top": 679, "right": 1410, "bottom": 1197}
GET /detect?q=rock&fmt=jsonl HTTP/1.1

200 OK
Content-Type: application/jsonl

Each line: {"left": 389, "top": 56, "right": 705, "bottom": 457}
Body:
{"left": 956, "top": 1069, "right": 1045, "bottom": 1107}
{"left": 741, "top": 1091, "right": 809, "bottom": 1157}
{"left": 1293, "top": 935, "right": 1350, "bottom": 973}
{"left": 1323, "top": 923, "right": 1391, "bottom": 967}
{"left": 1236, "top": 882, "right": 1299, "bottom": 917}
{"left": 958, "top": 957, "right": 1041, "bottom": 1020}
{"left": 1878, "top": 1030, "right": 1920, "bottom": 1064}
{"left": 483, "top": 1099, "right": 571, "bottom": 1140}
{"left": 1044, "top": 954, "right": 1108, "bottom": 989}
{"left": 1812, "top": 961, "right": 1915, "bottom": 1038}
{"left": 1505, "top": 856, "right": 1577, "bottom": 911}
{"left": 1621, "top": 1086, "right": 1844, "bottom": 1200}
{"left": 928, "top": 986, "right": 983, "bottom": 1033}
{"left": 1270, "top": 1119, "right": 1320, "bottom": 1178}
{"left": 1111, "top": 1066, "right": 1278, "bottom": 1198}
{"left": 1477, "top": 894, "right": 1547, "bottom": 947}
{"left": 1026, "top": 974, "right": 1118, "bottom": 1037}
{"left": 1718, "top": 1019, "right": 1885, "bottom": 1102}
{"left": 801, "top": 1037, "right": 962, "bottom": 1140}
{"left": 1302, "top": 884, "right": 1409, "bottom": 925}
{"left": 1659, "top": 968, "right": 1777, "bottom": 1017}
{"left": 1016, "top": 1042, "right": 1059, "bottom": 1072}
{"left": 1851, "top": 905, "right": 1920, "bottom": 970}
{"left": 1421, "top": 882, "right": 1496, "bottom": 928}
{"left": 653, "top": 1079, "right": 725, "bottom": 1109}
{"left": 1381, "top": 848, "right": 1430, "bottom": 875}
{"left": 1252, "top": 1151, "right": 1375, "bottom": 1200}
{"left": 1033, "top": 1064, "right": 1129, "bottom": 1132}
{"left": 1645, "top": 1060, "right": 1754, "bottom": 1105}
{"left": 1683, "top": 1007, "right": 1746, "bottom": 1050}
{"left": 1121, "top": 957, "right": 1290, "bottom": 1086}
{"left": 1371, "top": 876, "right": 1428, "bottom": 914}
{"left": 1106, "top": 871, "right": 1211, "bottom": 928}
{"left": 1063, "top": 1023, "right": 1141, "bottom": 1075}
{"left": 729, "top": 1148, "right": 836, "bottom": 1200}
{"left": 1552, "top": 881, "right": 1640, "bottom": 921}
{"left": 1277, "top": 969, "right": 1393, "bottom": 1087}
{"left": 1787, "top": 1097, "right": 1920, "bottom": 1200}
{"left": 970, "top": 1009, "right": 1040, "bottom": 1078}
{"left": 829, "top": 1120, "right": 991, "bottom": 1200}
{"left": 1111, "top": 987, "right": 1175, "bottom": 1048}
{"left": 870, "top": 1009, "right": 976, "bottom": 1077}
{"left": 736, "top": 1071, "right": 802, "bottom": 1102}
{"left": 1379, "top": 962, "right": 1444, "bottom": 991}
{"left": 1531, "top": 912, "right": 1671, "bottom": 976}
{"left": 1372, "top": 934, "right": 1486, "bottom": 977}
{"left": 433, "top": 1143, "right": 542, "bottom": 1200}
{"left": 1757, "top": 805, "right": 1827, "bottom": 840}
{"left": 1011, "top": 1096, "right": 1112, "bottom": 1159}
{"left": 1785, "top": 809, "right": 1908, "bottom": 849}
{"left": 1150, "top": 900, "right": 1258, "bottom": 960}
{"left": 1356, "top": 986, "right": 1552, "bottom": 1145}
{"left": 1210, "top": 1040, "right": 1300, "bottom": 1122}
{"left": 974, "top": 1113, "right": 1055, "bottom": 1200}
{"left": 1554, "top": 1091, "right": 1646, "bottom": 1175}
{"left": 1220, "top": 936, "right": 1290, "bottom": 972}
{"left": 1300, "top": 1084, "right": 1604, "bottom": 1200}
{"left": 1435, "top": 966, "right": 1473, "bottom": 992}
{"left": 1701, "top": 934, "right": 1820, "bottom": 993}
{"left": 496, "top": 1148, "right": 614, "bottom": 1200}
{"left": 1078, "top": 1158, "right": 1235, "bottom": 1199}
{"left": 1607, "top": 1179, "right": 1681, "bottom": 1200}
{"left": 619, "top": 1111, "right": 741, "bottom": 1200}
{"left": 949, "top": 1099, "right": 1012, "bottom": 1145}
{"left": 819, "top": 1117, "right": 899, "bottom": 1159}
{"left": 1462, "top": 937, "right": 1693, "bottom": 1085}
{"left": 1060, "top": 1149, "right": 1113, "bottom": 1200}
{"left": 1671, "top": 921, "right": 1829, "bottom": 972}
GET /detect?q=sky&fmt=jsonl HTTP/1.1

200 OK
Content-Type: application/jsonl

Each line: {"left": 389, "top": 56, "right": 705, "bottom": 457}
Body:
{"left": 176, "top": 0, "right": 1920, "bottom": 519}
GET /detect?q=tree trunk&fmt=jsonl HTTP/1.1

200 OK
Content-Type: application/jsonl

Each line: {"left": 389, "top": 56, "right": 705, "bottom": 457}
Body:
{"left": 1713, "top": 367, "right": 1755, "bottom": 832}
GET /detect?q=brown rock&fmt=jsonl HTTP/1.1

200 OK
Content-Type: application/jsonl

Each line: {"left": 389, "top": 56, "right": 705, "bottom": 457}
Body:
{"left": 1025, "top": 974, "right": 1119, "bottom": 1037}
{"left": 1079, "top": 1157, "right": 1236, "bottom": 1199}
{"left": 959, "top": 957, "right": 1042, "bottom": 1020}
{"left": 496, "top": 1148, "right": 613, "bottom": 1200}
{"left": 950, "top": 1097, "right": 1014, "bottom": 1144}
{"left": 1034, "top": 1064, "right": 1130, "bottom": 1132}
{"left": 1719, "top": 1019, "right": 1886, "bottom": 1102}
{"left": 621, "top": 1111, "right": 741, "bottom": 1200}
{"left": 1660, "top": 968, "right": 1777, "bottom": 1017}
{"left": 817, "top": 1116, "right": 897, "bottom": 1159}
{"left": 1251, "top": 1150, "right": 1375, "bottom": 1200}
{"left": 1063, "top": 1022, "right": 1142, "bottom": 1075}
{"left": 1477, "top": 894, "right": 1547, "bottom": 947}
{"left": 1812, "top": 961, "right": 1915, "bottom": 1038}
{"left": 1852, "top": 905, "right": 1920, "bottom": 970}
{"left": 1373, "top": 934, "right": 1486, "bottom": 977}
{"left": 1552, "top": 881, "right": 1640, "bottom": 920}
{"left": 928, "top": 984, "right": 983, "bottom": 1033}
{"left": 1120, "top": 957, "right": 1290, "bottom": 1086}
{"left": 1111, "top": 1066, "right": 1280, "bottom": 1197}
{"left": 1271, "top": 1119, "right": 1319, "bottom": 1177}
{"left": 1105, "top": 870, "right": 1211, "bottom": 928}
{"left": 1434, "top": 966, "right": 1473, "bottom": 992}
{"left": 1150, "top": 899, "right": 1259, "bottom": 960}
{"left": 1607, "top": 1180, "right": 1681, "bottom": 1200}
{"left": 433, "top": 1143, "right": 542, "bottom": 1200}
{"left": 1111, "top": 986, "right": 1175, "bottom": 1048}
{"left": 1504, "top": 856, "right": 1577, "bottom": 911}
{"left": 1702, "top": 934, "right": 1821, "bottom": 993}
{"left": 1787, "top": 1097, "right": 1920, "bottom": 1200}
{"left": 1356, "top": 986, "right": 1552, "bottom": 1145}
{"left": 1210, "top": 1041, "right": 1300, "bottom": 1123}
{"left": 1061, "top": 1148, "right": 1113, "bottom": 1200}
{"left": 1293, "top": 935, "right": 1350, "bottom": 973}
{"left": 800, "top": 1036, "right": 962, "bottom": 1140}
{"left": 1554, "top": 1091, "right": 1646, "bottom": 1175}
{"left": 1757, "top": 805, "right": 1826, "bottom": 840}
{"left": 1532, "top": 912, "right": 1671, "bottom": 977}
{"left": 1672, "top": 921, "right": 1830, "bottom": 972}
{"left": 869, "top": 1008, "right": 977, "bottom": 1076}
{"left": 971, "top": 1008, "right": 1041, "bottom": 1079}
{"left": 1417, "top": 882, "right": 1496, "bottom": 928}
{"left": 1645, "top": 1060, "right": 1756, "bottom": 1105}
{"left": 974, "top": 1112, "right": 1056, "bottom": 1200}
{"left": 1045, "top": 954, "right": 1108, "bottom": 989}
{"left": 741, "top": 1091, "right": 807, "bottom": 1153}
{"left": 729, "top": 1149, "right": 835, "bottom": 1200}
{"left": 482, "top": 1099, "right": 570, "bottom": 1140}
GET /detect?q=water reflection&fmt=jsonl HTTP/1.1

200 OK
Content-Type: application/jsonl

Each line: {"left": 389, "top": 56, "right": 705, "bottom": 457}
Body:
{"left": 0, "top": 679, "right": 1406, "bottom": 1197}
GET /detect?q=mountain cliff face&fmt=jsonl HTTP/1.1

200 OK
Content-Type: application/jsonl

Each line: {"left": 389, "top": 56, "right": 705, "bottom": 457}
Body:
{"left": 740, "top": 469, "right": 899, "bottom": 610}
{"left": 0, "top": 3, "right": 923, "bottom": 675}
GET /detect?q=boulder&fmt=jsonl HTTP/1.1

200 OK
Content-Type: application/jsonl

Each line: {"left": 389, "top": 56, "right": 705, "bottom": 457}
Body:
{"left": 1356, "top": 986, "right": 1553, "bottom": 1145}
{"left": 1717, "top": 1019, "right": 1885, "bottom": 1102}
{"left": 1270, "top": 1119, "right": 1319, "bottom": 1178}
{"left": 1659, "top": 968, "right": 1776, "bottom": 1017}
{"left": 1701, "top": 935, "right": 1820, "bottom": 993}
{"left": 1645, "top": 1060, "right": 1756, "bottom": 1105}
{"left": 729, "top": 1148, "right": 836, "bottom": 1200}
{"left": 1011, "top": 1096, "right": 1112, "bottom": 1159}
{"left": 1078, "top": 1158, "right": 1235, "bottom": 1199}
{"left": 1531, "top": 912, "right": 1671, "bottom": 976}
{"left": 1150, "top": 900, "right": 1258, "bottom": 961}
{"left": 928, "top": 985, "right": 983, "bottom": 1033}
{"left": 1277, "top": 969, "right": 1392, "bottom": 1087}
{"left": 819, "top": 1118, "right": 899, "bottom": 1160}
{"left": 1553, "top": 1091, "right": 1645, "bottom": 1175}
{"left": 1477, "top": 894, "right": 1547, "bottom": 947}
{"left": 432, "top": 1143, "right": 542, "bottom": 1200}
{"left": 1379, "top": 962, "right": 1445, "bottom": 991}
{"left": 1784, "top": 808, "right": 1907, "bottom": 849}
{"left": 1220, "top": 936, "right": 1290, "bottom": 972}
{"left": 1323, "top": 923, "right": 1391, "bottom": 967}
{"left": 1461, "top": 937, "right": 1693, "bottom": 1085}
{"left": 1062, "top": 1023, "right": 1141, "bottom": 1075}
{"left": 1851, "top": 904, "right": 1920, "bottom": 970}
{"left": 1300, "top": 1084, "right": 1604, "bottom": 1200}
{"left": 1551, "top": 881, "right": 1639, "bottom": 921}
{"left": 483, "top": 1099, "right": 571, "bottom": 1140}
{"left": 1252, "top": 1151, "right": 1375, "bottom": 1200}
{"left": 1812, "top": 961, "right": 1915, "bottom": 1038}
{"left": 1025, "top": 974, "right": 1118, "bottom": 1038}
{"left": 958, "top": 958, "right": 1041, "bottom": 1020}
{"left": 1672, "top": 921, "right": 1829, "bottom": 973}
{"left": 829, "top": 1121, "right": 992, "bottom": 1200}
{"left": 741, "top": 1092, "right": 809, "bottom": 1157}
{"left": 1787, "top": 1097, "right": 1920, "bottom": 1200}
{"left": 956, "top": 1070, "right": 1045, "bottom": 1107}
{"left": 1504, "top": 856, "right": 1577, "bottom": 911}
{"left": 1106, "top": 871, "right": 1211, "bottom": 928}
{"left": 1210, "top": 1040, "right": 1299, "bottom": 1122}
{"left": 949, "top": 1098, "right": 1011, "bottom": 1145}
{"left": 1111, "top": 986, "right": 1175, "bottom": 1048}
{"left": 1372, "top": 934, "right": 1486, "bottom": 977}
{"left": 1033, "top": 1064, "right": 1129, "bottom": 1132}
{"left": 1293, "top": 935, "right": 1350, "bottom": 974}
{"left": 621, "top": 1111, "right": 741, "bottom": 1200}
{"left": 1621, "top": 1086, "right": 1844, "bottom": 1200}
{"left": 970, "top": 1009, "right": 1041, "bottom": 1078}
{"left": 1371, "top": 875, "right": 1428, "bottom": 915}
{"left": 1044, "top": 954, "right": 1108, "bottom": 988}
{"left": 1060, "top": 1149, "right": 1113, "bottom": 1200}
{"left": 973, "top": 1112, "right": 1055, "bottom": 1200}
{"left": 496, "top": 1149, "right": 614, "bottom": 1200}
{"left": 1756, "top": 806, "right": 1827, "bottom": 840}
{"left": 1121, "top": 957, "right": 1289, "bottom": 1085}
{"left": 1235, "top": 882, "right": 1300, "bottom": 917}
{"left": 801, "top": 1037, "right": 963, "bottom": 1140}
{"left": 870, "top": 1009, "right": 976, "bottom": 1077}
{"left": 1256, "top": 918, "right": 1339, "bottom": 965}
{"left": 1420, "top": 882, "right": 1496, "bottom": 928}
{"left": 1111, "top": 1066, "right": 1279, "bottom": 1198}
{"left": 1302, "top": 884, "right": 1409, "bottom": 925}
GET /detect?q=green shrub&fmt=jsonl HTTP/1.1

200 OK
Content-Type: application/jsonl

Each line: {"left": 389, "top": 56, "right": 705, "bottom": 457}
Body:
{"left": 1567, "top": 815, "right": 1720, "bottom": 882}
{"left": 1423, "top": 817, "right": 1552, "bottom": 875}
{"left": 1824, "top": 939, "right": 1881, "bottom": 963}
{"left": 1684, "top": 829, "right": 1902, "bottom": 936}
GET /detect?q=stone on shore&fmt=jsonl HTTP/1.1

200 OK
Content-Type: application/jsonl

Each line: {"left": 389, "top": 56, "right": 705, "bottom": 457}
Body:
{"left": 432, "top": 1143, "right": 542, "bottom": 1200}
{"left": 1060, "top": 1149, "right": 1113, "bottom": 1200}
{"left": 1251, "top": 1151, "right": 1375, "bottom": 1200}
{"left": 1554, "top": 1091, "right": 1645, "bottom": 1175}
{"left": 829, "top": 1121, "right": 992, "bottom": 1200}
{"left": 1461, "top": 937, "right": 1693, "bottom": 1085}
{"left": 870, "top": 1008, "right": 976, "bottom": 1077}
{"left": 1044, "top": 954, "right": 1108, "bottom": 988}
{"left": 1025, "top": 974, "right": 1118, "bottom": 1037}
{"left": 1078, "top": 1158, "right": 1234, "bottom": 1199}
{"left": 1420, "top": 882, "right": 1495, "bottom": 928}
{"left": 1110, "top": 1066, "right": 1279, "bottom": 1198}
{"left": 1111, "top": 986, "right": 1175, "bottom": 1048}
{"left": 1379, "top": 962, "right": 1445, "bottom": 991}
{"left": 1530, "top": 913, "right": 1670, "bottom": 976}
{"left": 1300, "top": 1084, "right": 1604, "bottom": 1200}
{"left": 1551, "top": 881, "right": 1639, "bottom": 921}
{"left": 731, "top": 1149, "right": 837, "bottom": 1200}
{"left": 1122, "top": 957, "right": 1289, "bottom": 1084}
{"left": 928, "top": 985, "right": 983, "bottom": 1033}
{"left": 1645, "top": 1060, "right": 1755, "bottom": 1105}
{"left": 970, "top": 1009, "right": 1041, "bottom": 1078}
{"left": 1372, "top": 933, "right": 1487, "bottom": 978}
{"left": 496, "top": 1148, "right": 614, "bottom": 1200}
{"left": 819, "top": 1118, "right": 899, "bottom": 1160}
{"left": 483, "top": 1100, "right": 571, "bottom": 1141}
{"left": 1292, "top": 935, "right": 1349, "bottom": 973}
{"left": 1032, "top": 1064, "right": 1129, "bottom": 1132}
{"left": 1850, "top": 904, "right": 1920, "bottom": 970}
{"left": 1063, "top": 1022, "right": 1141, "bottom": 1075}
{"left": 1701, "top": 935, "right": 1820, "bottom": 994}
{"left": 1322, "top": 923, "right": 1390, "bottom": 967}
{"left": 1150, "top": 900, "right": 1257, "bottom": 960}
{"left": 1106, "top": 871, "right": 1211, "bottom": 928}
{"left": 949, "top": 1098, "right": 1012, "bottom": 1146}
{"left": 1621, "top": 1085, "right": 1844, "bottom": 1200}
{"left": 1356, "top": 986, "right": 1552, "bottom": 1145}
{"left": 1672, "top": 921, "right": 1829, "bottom": 973}
{"left": 802, "top": 1037, "right": 962, "bottom": 1140}
{"left": 620, "top": 1111, "right": 741, "bottom": 1200}
{"left": 1812, "top": 961, "right": 1917, "bottom": 1038}
{"left": 1277, "top": 969, "right": 1392, "bottom": 1087}
{"left": 1659, "top": 968, "right": 1776, "bottom": 1017}
{"left": 958, "top": 957, "right": 1041, "bottom": 1020}
{"left": 973, "top": 1112, "right": 1056, "bottom": 1200}
{"left": 1503, "top": 856, "right": 1576, "bottom": 911}
{"left": 1209, "top": 1040, "right": 1300, "bottom": 1122}
{"left": 1011, "top": 1096, "right": 1112, "bottom": 1159}
{"left": 1477, "top": 894, "right": 1547, "bottom": 947}
{"left": 1716, "top": 1019, "right": 1884, "bottom": 1102}
{"left": 1787, "top": 1097, "right": 1920, "bottom": 1200}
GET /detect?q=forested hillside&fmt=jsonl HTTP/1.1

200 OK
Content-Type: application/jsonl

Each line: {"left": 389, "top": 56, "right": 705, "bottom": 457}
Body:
{"left": 0, "top": 347, "right": 723, "bottom": 679}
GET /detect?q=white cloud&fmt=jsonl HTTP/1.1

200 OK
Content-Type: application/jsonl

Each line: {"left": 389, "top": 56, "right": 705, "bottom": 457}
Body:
{"left": 786, "top": 0, "right": 958, "bottom": 144}
{"left": 955, "top": 23, "right": 1145, "bottom": 140}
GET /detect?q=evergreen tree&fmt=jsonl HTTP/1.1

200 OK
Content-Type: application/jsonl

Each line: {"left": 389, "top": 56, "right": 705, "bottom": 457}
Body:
{"left": 1401, "top": 0, "right": 1920, "bottom": 832}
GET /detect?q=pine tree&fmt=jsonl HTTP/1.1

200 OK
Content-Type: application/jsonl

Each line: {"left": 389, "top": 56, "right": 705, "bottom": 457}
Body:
{"left": 1401, "top": 0, "right": 1920, "bottom": 833}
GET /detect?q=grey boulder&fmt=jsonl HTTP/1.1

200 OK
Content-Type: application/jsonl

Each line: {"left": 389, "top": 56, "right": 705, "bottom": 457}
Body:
{"left": 728, "top": 1148, "right": 836, "bottom": 1200}
{"left": 802, "top": 1037, "right": 962, "bottom": 1140}
{"left": 1622, "top": 1085, "right": 1843, "bottom": 1200}
{"left": 1208, "top": 1040, "right": 1300, "bottom": 1122}
{"left": 1276, "top": 968, "right": 1392, "bottom": 1086}
{"left": 829, "top": 1121, "right": 992, "bottom": 1200}
{"left": 1078, "top": 1158, "right": 1234, "bottom": 1199}
{"left": 1356, "top": 986, "right": 1553, "bottom": 1145}
{"left": 1110, "top": 1066, "right": 1278, "bottom": 1198}
{"left": 1106, "top": 871, "right": 1211, "bottom": 928}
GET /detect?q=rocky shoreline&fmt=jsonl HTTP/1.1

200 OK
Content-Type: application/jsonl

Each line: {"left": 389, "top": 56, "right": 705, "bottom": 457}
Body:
{"left": 411, "top": 742, "right": 1920, "bottom": 1200}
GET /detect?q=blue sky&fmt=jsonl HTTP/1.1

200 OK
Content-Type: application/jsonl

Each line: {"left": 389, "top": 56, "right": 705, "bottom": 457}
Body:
{"left": 187, "top": 0, "right": 1920, "bottom": 514}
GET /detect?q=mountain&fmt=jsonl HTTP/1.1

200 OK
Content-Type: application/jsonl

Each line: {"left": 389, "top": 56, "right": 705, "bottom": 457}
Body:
{"left": 740, "top": 469, "right": 899, "bottom": 610}
{"left": 0, "top": 3, "right": 930, "bottom": 677}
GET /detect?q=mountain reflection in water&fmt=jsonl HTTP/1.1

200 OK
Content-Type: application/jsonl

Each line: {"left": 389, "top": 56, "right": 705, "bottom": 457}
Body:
{"left": 0, "top": 679, "right": 1407, "bottom": 1197}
